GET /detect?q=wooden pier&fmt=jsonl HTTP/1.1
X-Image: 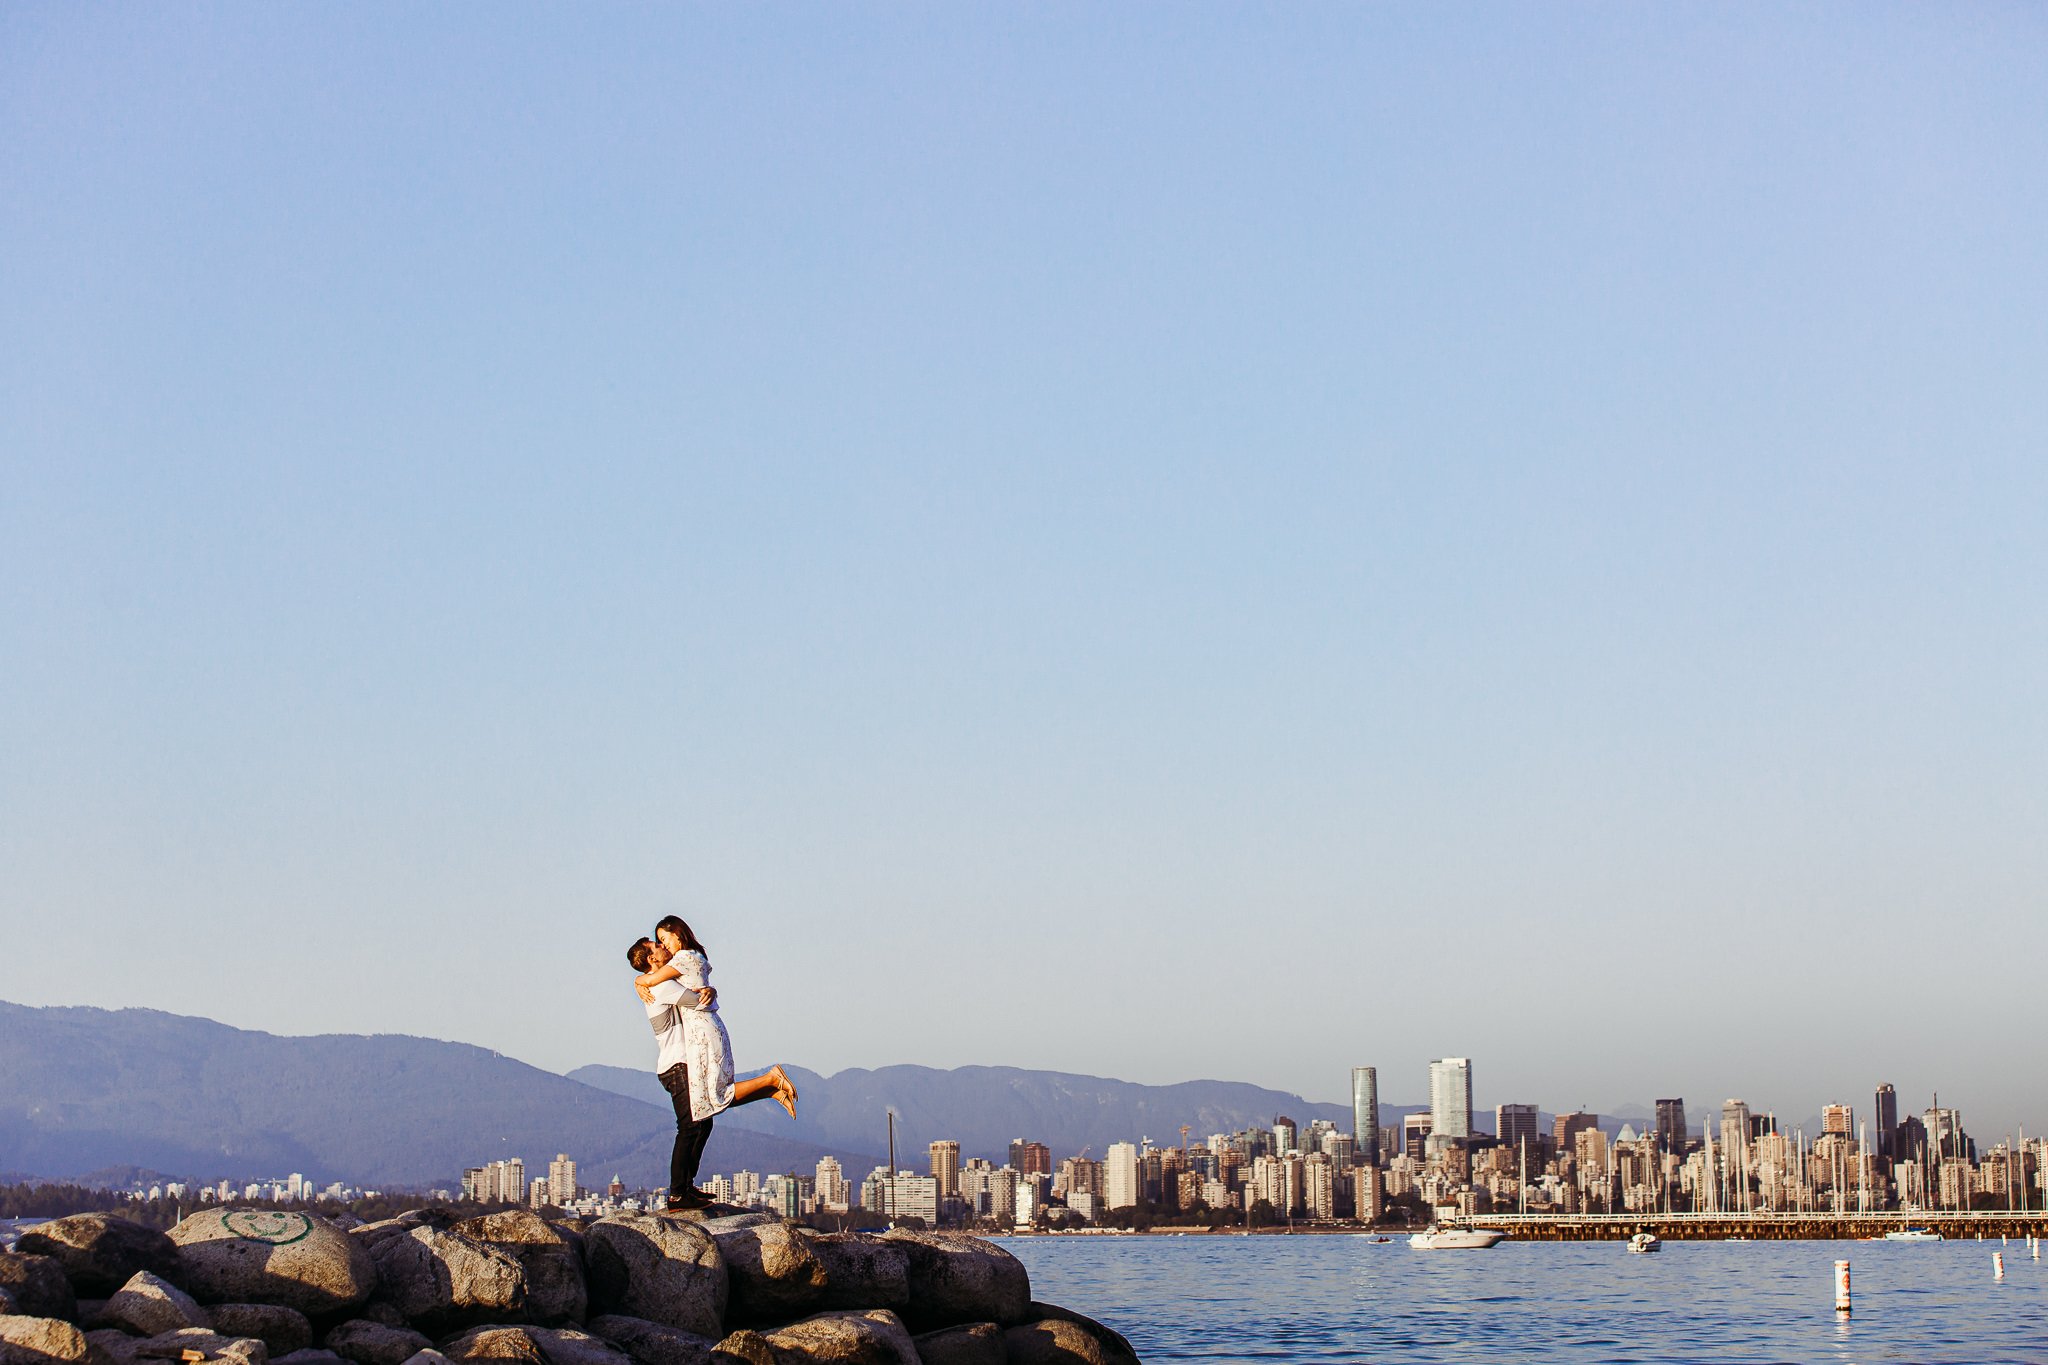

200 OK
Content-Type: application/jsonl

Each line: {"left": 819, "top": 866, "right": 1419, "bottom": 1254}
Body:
{"left": 1458, "top": 1211, "right": 2048, "bottom": 1242}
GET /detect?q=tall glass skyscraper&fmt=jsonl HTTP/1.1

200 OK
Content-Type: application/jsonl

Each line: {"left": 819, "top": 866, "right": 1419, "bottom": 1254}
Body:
{"left": 1429, "top": 1058, "right": 1473, "bottom": 1140}
{"left": 1351, "top": 1067, "right": 1379, "bottom": 1166}
{"left": 1874, "top": 1083, "right": 1898, "bottom": 1160}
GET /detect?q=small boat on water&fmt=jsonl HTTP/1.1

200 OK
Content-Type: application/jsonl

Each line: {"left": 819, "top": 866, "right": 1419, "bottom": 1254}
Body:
{"left": 1409, "top": 1227, "right": 1505, "bottom": 1249}
{"left": 1627, "top": 1232, "right": 1661, "bottom": 1254}
{"left": 1884, "top": 1227, "right": 1943, "bottom": 1242}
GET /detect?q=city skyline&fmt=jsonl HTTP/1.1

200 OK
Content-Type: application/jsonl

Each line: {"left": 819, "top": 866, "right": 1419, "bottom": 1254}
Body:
{"left": 5, "top": 7, "right": 2044, "bottom": 1121}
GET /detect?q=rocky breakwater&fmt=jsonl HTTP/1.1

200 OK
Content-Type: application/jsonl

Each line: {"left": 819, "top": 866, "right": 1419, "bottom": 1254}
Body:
{"left": 0, "top": 1209, "right": 1138, "bottom": 1365}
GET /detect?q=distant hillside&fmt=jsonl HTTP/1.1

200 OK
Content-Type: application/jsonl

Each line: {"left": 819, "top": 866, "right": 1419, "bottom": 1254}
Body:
{"left": 0, "top": 1002, "right": 876, "bottom": 1189}
{"left": 570, "top": 1061, "right": 1370, "bottom": 1164}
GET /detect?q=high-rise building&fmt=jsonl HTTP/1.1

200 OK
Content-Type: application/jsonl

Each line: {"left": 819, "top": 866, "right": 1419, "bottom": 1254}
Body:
{"left": 1429, "top": 1058, "right": 1473, "bottom": 1140}
{"left": 1874, "top": 1084, "right": 1899, "bottom": 1160}
{"left": 1822, "top": 1104, "right": 1853, "bottom": 1137}
{"left": 1351, "top": 1068, "right": 1379, "bottom": 1167}
{"left": 1655, "top": 1099, "right": 1688, "bottom": 1153}
{"left": 1496, "top": 1104, "right": 1540, "bottom": 1149}
{"left": 815, "top": 1156, "right": 848, "bottom": 1211}
{"left": 1104, "top": 1142, "right": 1139, "bottom": 1211}
{"left": 549, "top": 1154, "right": 578, "bottom": 1206}
{"left": 929, "top": 1140, "right": 961, "bottom": 1200}
{"left": 1273, "top": 1116, "right": 1298, "bottom": 1155}
{"left": 1402, "top": 1112, "right": 1434, "bottom": 1161}
{"left": 1554, "top": 1111, "right": 1598, "bottom": 1151}
{"left": 1009, "top": 1140, "right": 1052, "bottom": 1177}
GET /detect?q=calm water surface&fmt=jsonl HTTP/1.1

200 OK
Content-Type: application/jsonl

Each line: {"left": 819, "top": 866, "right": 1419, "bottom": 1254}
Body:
{"left": 997, "top": 1234, "right": 2048, "bottom": 1363}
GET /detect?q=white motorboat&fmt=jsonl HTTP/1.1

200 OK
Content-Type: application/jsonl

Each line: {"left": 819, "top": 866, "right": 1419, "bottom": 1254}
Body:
{"left": 1409, "top": 1227, "right": 1505, "bottom": 1249}
{"left": 1627, "top": 1232, "right": 1661, "bottom": 1254}
{"left": 1884, "top": 1227, "right": 1943, "bottom": 1242}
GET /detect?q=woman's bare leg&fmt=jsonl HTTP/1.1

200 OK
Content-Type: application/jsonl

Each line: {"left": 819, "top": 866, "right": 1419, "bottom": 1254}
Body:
{"left": 729, "top": 1073, "right": 780, "bottom": 1107}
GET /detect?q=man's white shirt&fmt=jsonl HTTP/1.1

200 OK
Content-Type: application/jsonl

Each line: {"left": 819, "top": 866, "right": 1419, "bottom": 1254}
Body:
{"left": 646, "top": 979, "right": 699, "bottom": 1076}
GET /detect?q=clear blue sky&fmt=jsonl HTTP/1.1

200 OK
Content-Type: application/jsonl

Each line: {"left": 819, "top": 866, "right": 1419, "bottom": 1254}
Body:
{"left": 4, "top": 4, "right": 2044, "bottom": 1136}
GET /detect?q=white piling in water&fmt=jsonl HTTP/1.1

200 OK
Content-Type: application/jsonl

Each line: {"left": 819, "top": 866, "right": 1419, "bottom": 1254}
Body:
{"left": 2032, "top": 1236, "right": 2040, "bottom": 1261}
{"left": 1835, "top": 1260, "right": 1851, "bottom": 1313}
{"left": 1995, "top": 1252, "right": 2005, "bottom": 1280}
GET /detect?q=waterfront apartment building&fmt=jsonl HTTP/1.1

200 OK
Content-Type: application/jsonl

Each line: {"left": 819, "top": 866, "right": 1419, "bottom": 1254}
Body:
{"left": 929, "top": 1141, "right": 960, "bottom": 1200}
{"left": 1429, "top": 1058, "right": 1473, "bottom": 1140}
{"left": 1009, "top": 1140, "right": 1052, "bottom": 1176}
{"left": 1105, "top": 1141, "right": 1139, "bottom": 1210}
{"left": 1352, "top": 1067, "right": 1379, "bottom": 1166}
{"left": 1403, "top": 1112, "right": 1434, "bottom": 1160}
{"left": 814, "top": 1156, "right": 848, "bottom": 1211}
{"left": 548, "top": 1154, "right": 577, "bottom": 1206}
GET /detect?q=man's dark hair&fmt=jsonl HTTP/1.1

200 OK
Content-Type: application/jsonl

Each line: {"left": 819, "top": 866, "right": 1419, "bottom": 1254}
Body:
{"left": 627, "top": 938, "right": 657, "bottom": 973}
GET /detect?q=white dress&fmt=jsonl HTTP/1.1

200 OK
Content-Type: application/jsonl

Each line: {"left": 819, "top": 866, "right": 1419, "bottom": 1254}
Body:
{"left": 670, "top": 950, "right": 736, "bottom": 1122}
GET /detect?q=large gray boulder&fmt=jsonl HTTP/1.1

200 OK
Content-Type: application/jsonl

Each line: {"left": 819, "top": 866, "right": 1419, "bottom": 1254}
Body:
{"left": 800, "top": 1236, "right": 906, "bottom": 1313}
{"left": 323, "top": 1320, "right": 434, "bottom": 1365}
{"left": 907, "top": 1323, "right": 1003, "bottom": 1365}
{"left": 15, "top": 1221, "right": 179, "bottom": 1299}
{"left": 0, "top": 1316, "right": 104, "bottom": 1365}
{"left": 874, "top": 1235, "right": 1027, "bottom": 1331}
{"left": 168, "top": 1213, "right": 373, "bottom": 1316}
{"left": 451, "top": 1214, "right": 584, "bottom": 1326}
{"left": 0, "top": 1257, "right": 76, "bottom": 1323}
{"left": 210, "top": 1306, "right": 312, "bottom": 1357}
{"left": 96, "top": 1273, "right": 212, "bottom": 1336}
{"left": 580, "top": 1318, "right": 712, "bottom": 1365}
{"left": 368, "top": 1228, "right": 525, "bottom": 1333}
{"left": 581, "top": 1218, "right": 724, "bottom": 1341}
{"left": 712, "top": 1310, "right": 915, "bottom": 1365}
{"left": 1001, "top": 1307, "right": 1139, "bottom": 1365}
{"left": 704, "top": 1226, "right": 823, "bottom": 1327}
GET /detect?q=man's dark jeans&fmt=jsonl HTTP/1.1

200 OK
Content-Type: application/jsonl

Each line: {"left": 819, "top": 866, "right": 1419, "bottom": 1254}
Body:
{"left": 659, "top": 1063, "right": 714, "bottom": 1199}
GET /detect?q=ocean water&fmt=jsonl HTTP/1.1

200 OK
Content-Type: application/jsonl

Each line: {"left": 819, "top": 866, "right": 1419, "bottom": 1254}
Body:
{"left": 996, "top": 1234, "right": 2048, "bottom": 1364}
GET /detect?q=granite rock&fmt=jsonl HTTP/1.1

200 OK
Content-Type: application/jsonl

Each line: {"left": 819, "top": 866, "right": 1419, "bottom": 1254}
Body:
{"left": 578, "top": 1318, "right": 711, "bottom": 1365}
{"left": 581, "top": 1219, "right": 723, "bottom": 1341}
{"left": 323, "top": 1319, "right": 434, "bottom": 1365}
{"left": 15, "top": 1222, "right": 179, "bottom": 1300}
{"left": 131, "top": 1328, "right": 268, "bottom": 1365}
{"left": 436, "top": 1329, "right": 541, "bottom": 1365}
{"left": 97, "top": 1273, "right": 212, "bottom": 1337}
{"left": 0, "top": 1317, "right": 105, "bottom": 1365}
{"left": 0, "top": 1258, "right": 76, "bottom": 1324}
{"left": 369, "top": 1229, "right": 525, "bottom": 1333}
{"left": 168, "top": 1213, "right": 373, "bottom": 1317}
{"left": 208, "top": 1307, "right": 310, "bottom": 1358}
{"left": 705, "top": 1227, "right": 824, "bottom": 1327}
{"left": 907, "top": 1322, "right": 1003, "bottom": 1365}
{"left": 450, "top": 1216, "right": 583, "bottom": 1327}
{"left": 874, "top": 1236, "right": 1027, "bottom": 1331}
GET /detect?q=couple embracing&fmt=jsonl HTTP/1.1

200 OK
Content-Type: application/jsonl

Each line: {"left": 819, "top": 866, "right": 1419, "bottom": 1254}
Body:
{"left": 627, "top": 915, "right": 799, "bottom": 1211}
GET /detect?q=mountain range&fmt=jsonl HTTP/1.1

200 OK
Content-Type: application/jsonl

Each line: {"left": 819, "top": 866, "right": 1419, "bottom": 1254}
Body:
{"left": 2, "top": 1000, "right": 1653, "bottom": 1191}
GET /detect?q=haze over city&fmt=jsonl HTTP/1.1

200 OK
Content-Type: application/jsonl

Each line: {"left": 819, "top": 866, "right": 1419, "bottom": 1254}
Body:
{"left": 4, "top": 6, "right": 2044, "bottom": 1134}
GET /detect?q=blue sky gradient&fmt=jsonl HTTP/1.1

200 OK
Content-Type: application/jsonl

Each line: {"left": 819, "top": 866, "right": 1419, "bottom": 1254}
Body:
{"left": 4, "top": 4, "right": 2045, "bottom": 1134}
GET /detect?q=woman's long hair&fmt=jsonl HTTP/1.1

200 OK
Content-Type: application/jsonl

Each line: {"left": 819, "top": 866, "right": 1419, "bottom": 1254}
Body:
{"left": 654, "top": 914, "right": 707, "bottom": 959}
